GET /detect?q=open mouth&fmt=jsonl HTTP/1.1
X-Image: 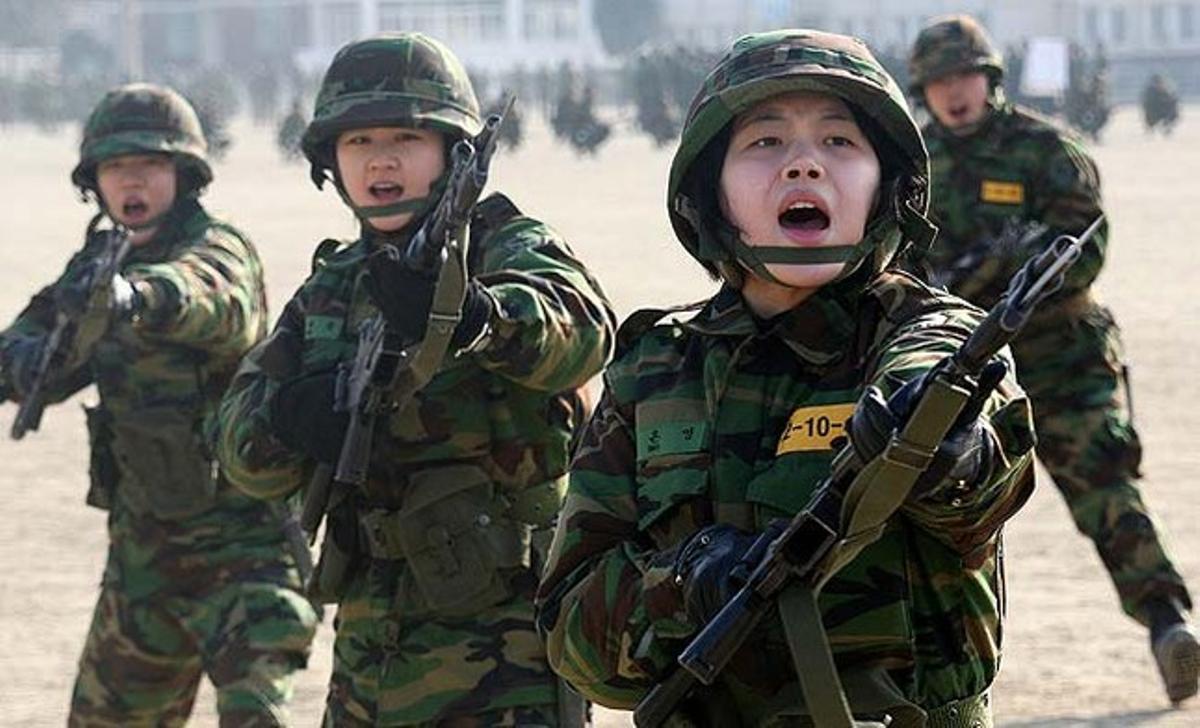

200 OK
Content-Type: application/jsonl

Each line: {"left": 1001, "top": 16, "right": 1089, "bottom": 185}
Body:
{"left": 948, "top": 104, "right": 971, "bottom": 121}
{"left": 369, "top": 181, "right": 405, "bottom": 203}
{"left": 122, "top": 199, "right": 149, "bottom": 219}
{"left": 779, "top": 201, "right": 830, "bottom": 232}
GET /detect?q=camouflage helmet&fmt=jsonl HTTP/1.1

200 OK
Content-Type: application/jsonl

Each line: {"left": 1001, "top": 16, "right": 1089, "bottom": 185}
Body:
{"left": 301, "top": 32, "right": 483, "bottom": 183}
{"left": 71, "top": 83, "right": 211, "bottom": 192}
{"left": 668, "top": 29, "right": 933, "bottom": 283}
{"left": 908, "top": 15, "right": 1004, "bottom": 92}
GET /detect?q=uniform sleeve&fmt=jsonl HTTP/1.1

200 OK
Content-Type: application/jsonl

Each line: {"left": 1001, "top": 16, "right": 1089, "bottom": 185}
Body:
{"left": 0, "top": 245, "right": 100, "bottom": 403}
{"left": 126, "top": 227, "right": 267, "bottom": 358}
{"left": 214, "top": 291, "right": 309, "bottom": 499}
{"left": 535, "top": 359, "right": 691, "bottom": 708}
{"left": 869, "top": 306, "right": 1036, "bottom": 554}
{"left": 470, "top": 216, "right": 615, "bottom": 391}
{"left": 1030, "top": 132, "right": 1107, "bottom": 295}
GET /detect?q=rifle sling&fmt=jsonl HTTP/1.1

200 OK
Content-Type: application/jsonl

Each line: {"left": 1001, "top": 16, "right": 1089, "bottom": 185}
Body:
{"left": 780, "top": 583, "right": 855, "bottom": 728}
{"left": 778, "top": 374, "right": 973, "bottom": 725}
{"left": 392, "top": 230, "right": 468, "bottom": 408}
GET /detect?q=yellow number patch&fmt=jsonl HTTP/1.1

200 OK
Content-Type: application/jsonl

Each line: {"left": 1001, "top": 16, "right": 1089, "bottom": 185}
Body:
{"left": 980, "top": 180, "right": 1025, "bottom": 205}
{"left": 776, "top": 403, "right": 856, "bottom": 454}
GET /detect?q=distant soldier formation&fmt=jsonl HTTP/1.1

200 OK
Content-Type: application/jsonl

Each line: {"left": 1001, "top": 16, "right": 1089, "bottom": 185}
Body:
{"left": 1, "top": 14, "right": 1198, "bottom": 728}
{"left": 1142, "top": 73, "right": 1181, "bottom": 135}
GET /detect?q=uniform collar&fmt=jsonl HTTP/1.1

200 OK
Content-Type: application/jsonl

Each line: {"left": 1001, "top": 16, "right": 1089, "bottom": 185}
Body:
{"left": 684, "top": 282, "right": 862, "bottom": 367}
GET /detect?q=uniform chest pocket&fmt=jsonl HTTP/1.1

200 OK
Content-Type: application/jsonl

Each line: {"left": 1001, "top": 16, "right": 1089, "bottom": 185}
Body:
{"left": 634, "top": 399, "right": 711, "bottom": 533}
{"left": 636, "top": 452, "right": 710, "bottom": 539}
{"left": 743, "top": 451, "right": 835, "bottom": 519}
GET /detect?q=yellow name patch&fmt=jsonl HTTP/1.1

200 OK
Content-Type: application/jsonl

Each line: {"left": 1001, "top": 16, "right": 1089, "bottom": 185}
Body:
{"left": 776, "top": 403, "right": 856, "bottom": 454}
{"left": 980, "top": 180, "right": 1025, "bottom": 205}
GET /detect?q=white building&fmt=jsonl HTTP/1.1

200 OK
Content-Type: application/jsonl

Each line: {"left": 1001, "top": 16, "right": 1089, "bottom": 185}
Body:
{"left": 61, "top": 0, "right": 607, "bottom": 80}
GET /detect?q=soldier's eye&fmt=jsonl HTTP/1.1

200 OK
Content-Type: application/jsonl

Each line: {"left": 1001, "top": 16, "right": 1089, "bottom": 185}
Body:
{"left": 750, "top": 136, "right": 781, "bottom": 149}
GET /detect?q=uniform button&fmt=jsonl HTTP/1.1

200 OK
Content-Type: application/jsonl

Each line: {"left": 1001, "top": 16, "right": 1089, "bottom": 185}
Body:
{"left": 475, "top": 513, "right": 492, "bottom": 528}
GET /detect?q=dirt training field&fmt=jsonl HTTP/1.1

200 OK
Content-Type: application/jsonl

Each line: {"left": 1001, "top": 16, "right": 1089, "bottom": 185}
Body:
{"left": 0, "top": 107, "right": 1197, "bottom": 727}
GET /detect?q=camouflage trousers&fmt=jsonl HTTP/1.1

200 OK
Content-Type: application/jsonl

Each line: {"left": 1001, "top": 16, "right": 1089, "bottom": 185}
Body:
{"left": 321, "top": 561, "right": 559, "bottom": 726}
{"left": 69, "top": 558, "right": 318, "bottom": 726}
{"left": 1013, "top": 301, "right": 1192, "bottom": 621}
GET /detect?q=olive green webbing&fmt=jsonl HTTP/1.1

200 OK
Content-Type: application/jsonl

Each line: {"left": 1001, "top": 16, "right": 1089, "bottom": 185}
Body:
{"left": 734, "top": 239, "right": 861, "bottom": 265}
{"left": 824, "top": 376, "right": 972, "bottom": 583}
{"left": 781, "top": 374, "right": 974, "bottom": 724}
{"left": 780, "top": 584, "right": 856, "bottom": 728}
{"left": 390, "top": 225, "right": 468, "bottom": 409}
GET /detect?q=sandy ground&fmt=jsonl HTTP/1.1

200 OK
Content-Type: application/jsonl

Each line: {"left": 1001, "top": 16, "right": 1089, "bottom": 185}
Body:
{"left": 0, "top": 106, "right": 1197, "bottom": 727}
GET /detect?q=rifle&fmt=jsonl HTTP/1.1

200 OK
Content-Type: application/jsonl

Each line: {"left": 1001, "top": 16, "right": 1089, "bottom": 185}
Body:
{"left": 634, "top": 214, "right": 1105, "bottom": 728}
{"left": 10, "top": 219, "right": 131, "bottom": 440}
{"left": 931, "top": 218, "right": 1048, "bottom": 294}
{"left": 299, "top": 99, "right": 513, "bottom": 565}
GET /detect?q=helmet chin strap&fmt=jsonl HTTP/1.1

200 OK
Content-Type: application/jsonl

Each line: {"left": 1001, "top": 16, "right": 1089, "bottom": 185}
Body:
{"left": 325, "top": 167, "right": 448, "bottom": 232}
{"left": 713, "top": 214, "right": 894, "bottom": 287}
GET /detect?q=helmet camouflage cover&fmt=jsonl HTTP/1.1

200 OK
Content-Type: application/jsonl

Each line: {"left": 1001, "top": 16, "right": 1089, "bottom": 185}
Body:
{"left": 908, "top": 14, "right": 1004, "bottom": 92}
{"left": 301, "top": 32, "right": 483, "bottom": 179}
{"left": 668, "top": 28, "right": 932, "bottom": 282}
{"left": 72, "top": 82, "right": 211, "bottom": 192}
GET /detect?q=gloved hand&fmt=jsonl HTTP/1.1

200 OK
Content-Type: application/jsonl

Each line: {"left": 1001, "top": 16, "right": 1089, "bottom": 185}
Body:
{"left": 268, "top": 370, "right": 350, "bottom": 464}
{"left": 849, "top": 358, "right": 1008, "bottom": 496}
{"left": 451, "top": 280, "right": 495, "bottom": 354}
{"left": 365, "top": 245, "right": 495, "bottom": 352}
{"left": 673, "top": 521, "right": 786, "bottom": 626}
{"left": 364, "top": 244, "right": 438, "bottom": 343}
{"left": 0, "top": 336, "right": 47, "bottom": 399}
{"left": 107, "top": 274, "right": 143, "bottom": 322}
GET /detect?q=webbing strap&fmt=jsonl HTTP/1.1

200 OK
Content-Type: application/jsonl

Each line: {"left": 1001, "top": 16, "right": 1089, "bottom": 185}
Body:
{"left": 780, "top": 584, "right": 855, "bottom": 728}
{"left": 818, "top": 376, "right": 972, "bottom": 587}
{"left": 780, "top": 375, "right": 975, "bottom": 726}
{"left": 390, "top": 227, "right": 468, "bottom": 408}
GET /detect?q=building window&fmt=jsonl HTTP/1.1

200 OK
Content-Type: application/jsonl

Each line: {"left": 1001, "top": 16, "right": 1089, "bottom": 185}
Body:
{"left": 1152, "top": 3, "right": 1170, "bottom": 42}
{"left": 1182, "top": 3, "right": 1197, "bottom": 40}
{"left": 524, "top": 0, "right": 578, "bottom": 41}
{"left": 1110, "top": 6, "right": 1126, "bottom": 45}
{"left": 376, "top": 1, "right": 505, "bottom": 41}
{"left": 326, "top": 2, "right": 360, "bottom": 46}
{"left": 1084, "top": 6, "right": 1101, "bottom": 43}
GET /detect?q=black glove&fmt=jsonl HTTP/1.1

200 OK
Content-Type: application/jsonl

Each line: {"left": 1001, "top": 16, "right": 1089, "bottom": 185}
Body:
{"left": 673, "top": 522, "right": 785, "bottom": 626}
{"left": 365, "top": 245, "right": 496, "bottom": 352}
{"left": 268, "top": 370, "right": 350, "bottom": 464}
{"left": 451, "top": 280, "right": 495, "bottom": 353}
{"left": 1, "top": 336, "right": 46, "bottom": 399}
{"left": 364, "top": 245, "right": 438, "bottom": 343}
{"left": 849, "top": 358, "right": 1008, "bottom": 496}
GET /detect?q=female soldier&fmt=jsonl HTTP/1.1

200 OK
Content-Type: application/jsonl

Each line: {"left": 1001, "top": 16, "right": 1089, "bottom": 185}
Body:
{"left": 0, "top": 83, "right": 317, "bottom": 725}
{"left": 215, "top": 33, "right": 614, "bottom": 726}
{"left": 536, "top": 30, "right": 1036, "bottom": 727}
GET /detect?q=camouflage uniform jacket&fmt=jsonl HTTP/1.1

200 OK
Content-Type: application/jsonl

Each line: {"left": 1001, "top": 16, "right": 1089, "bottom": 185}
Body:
{"left": 0, "top": 200, "right": 293, "bottom": 596}
{"left": 216, "top": 195, "right": 615, "bottom": 723}
{"left": 536, "top": 272, "right": 1036, "bottom": 724}
{"left": 922, "top": 102, "right": 1106, "bottom": 315}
